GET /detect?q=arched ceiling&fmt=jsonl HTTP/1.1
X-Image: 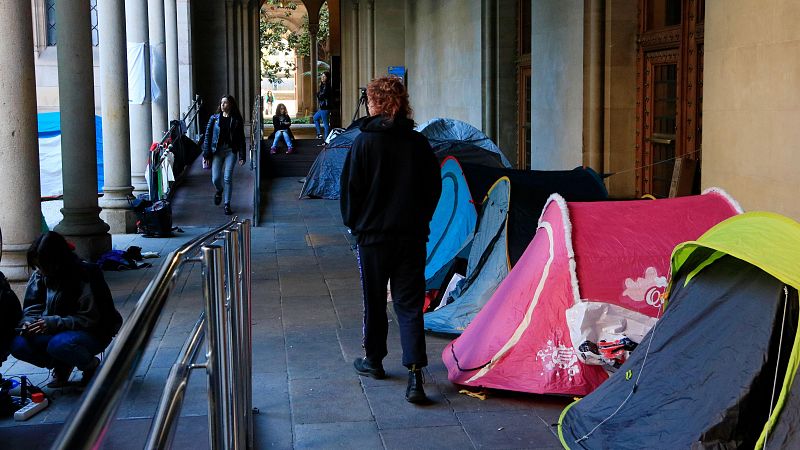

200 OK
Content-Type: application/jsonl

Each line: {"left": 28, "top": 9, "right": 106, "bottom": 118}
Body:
{"left": 260, "top": 0, "right": 325, "bottom": 23}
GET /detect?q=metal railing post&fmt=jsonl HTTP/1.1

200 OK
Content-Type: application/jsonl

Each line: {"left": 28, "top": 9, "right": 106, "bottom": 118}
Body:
{"left": 144, "top": 314, "right": 206, "bottom": 449}
{"left": 202, "top": 244, "right": 231, "bottom": 450}
{"left": 223, "top": 228, "right": 244, "bottom": 450}
{"left": 238, "top": 219, "right": 253, "bottom": 448}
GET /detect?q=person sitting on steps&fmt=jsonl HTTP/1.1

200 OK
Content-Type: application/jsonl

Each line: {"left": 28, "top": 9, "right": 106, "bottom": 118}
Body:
{"left": 269, "top": 103, "right": 295, "bottom": 155}
{"left": 11, "top": 232, "right": 123, "bottom": 388}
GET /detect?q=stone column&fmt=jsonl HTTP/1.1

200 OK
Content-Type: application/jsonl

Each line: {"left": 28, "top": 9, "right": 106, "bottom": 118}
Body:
{"left": 99, "top": 0, "right": 136, "bottom": 233}
{"left": 0, "top": 0, "right": 43, "bottom": 280}
{"left": 310, "top": 21, "right": 319, "bottom": 111}
{"left": 351, "top": 0, "right": 360, "bottom": 116}
{"left": 240, "top": 0, "right": 251, "bottom": 122}
{"left": 365, "top": 0, "right": 374, "bottom": 80}
{"left": 165, "top": 0, "right": 181, "bottom": 121}
{"left": 149, "top": 0, "right": 169, "bottom": 141}
{"left": 226, "top": 1, "right": 237, "bottom": 97}
{"left": 583, "top": 0, "right": 605, "bottom": 173}
{"left": 53, "top": 0, "right": 111, "bottom": 259}
{"left": 295, "top": 56, "right": 305, "bottom": 116}
{"left": 127, "top": 0, "right": 152, "bottom": 194}
{"left": 481, "top": 0, "right": 498, "bottom": 141}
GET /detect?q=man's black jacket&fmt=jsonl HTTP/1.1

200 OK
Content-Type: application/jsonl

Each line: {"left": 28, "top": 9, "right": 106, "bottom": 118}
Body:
{"left": 340, "top": 115, "right": 442, "bottom": 246}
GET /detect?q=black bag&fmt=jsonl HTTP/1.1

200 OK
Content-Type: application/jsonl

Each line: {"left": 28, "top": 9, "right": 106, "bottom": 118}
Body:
{"left": 136, "top": 200, "right": 174, "bottom": 238}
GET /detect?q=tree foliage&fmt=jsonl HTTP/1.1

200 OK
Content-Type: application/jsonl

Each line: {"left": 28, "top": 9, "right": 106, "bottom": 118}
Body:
{"left": 260, "top": 1, "right": 330, "bottom": 86}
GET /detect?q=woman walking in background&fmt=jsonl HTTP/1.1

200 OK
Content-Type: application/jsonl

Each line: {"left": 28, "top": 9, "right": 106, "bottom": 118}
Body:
{"left": 313, "top": 71, "right": 332, "bottom": 143}
{"left": 270, "top": 103, "right": 295, "bottom": 154}
{"left": 266, "top": 90, "right": 274, "bottom": 115}
{"left": 202, "top": 95, "right": 246, "bottom": 215}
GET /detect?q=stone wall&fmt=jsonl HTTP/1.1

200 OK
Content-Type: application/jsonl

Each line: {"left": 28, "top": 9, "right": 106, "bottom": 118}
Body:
{"left": 404, "top": 0, "right": 482, "bottom": 128}
{"left": 530, "top": 0, "right": 583, "bottom": 170}
{"left": 703, "top": 0, "right": 800, "bottom": 220}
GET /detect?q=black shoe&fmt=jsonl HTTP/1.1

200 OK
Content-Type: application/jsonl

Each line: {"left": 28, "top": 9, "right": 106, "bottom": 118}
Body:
{"left": 47, "top": 365, "right": 74, "bottom": 388}
{"left": 80, "top": 357, "right": 100, "bottom": 387}
{"left": 214, "top": 192, "right": 222, "bottom": 205}
{"left": 353, "top": 357, "right": 386, "bottom": 379}
{"left": 405, "top": 366, "right": 428, "bottom": 404}
{"left": 223, "top": 204, "right": 233, "bottom": 215}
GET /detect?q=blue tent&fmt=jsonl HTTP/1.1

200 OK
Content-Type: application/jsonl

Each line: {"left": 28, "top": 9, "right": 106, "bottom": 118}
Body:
{"left": 426, "top": 157, "right": 479, "bottom": 284}
{"left": 37, "top": 112, "right": 104, "bottom": 195}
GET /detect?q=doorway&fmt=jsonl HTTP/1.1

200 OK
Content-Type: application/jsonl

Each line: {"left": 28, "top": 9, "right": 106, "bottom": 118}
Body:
{"left": 635, "top": 0, "right": 704, "bottom": 197}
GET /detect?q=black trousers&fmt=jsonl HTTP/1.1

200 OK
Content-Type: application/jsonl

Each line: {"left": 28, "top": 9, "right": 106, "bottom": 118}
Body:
{"left": 357, "top": 240, "right": 428, "bottom": 368}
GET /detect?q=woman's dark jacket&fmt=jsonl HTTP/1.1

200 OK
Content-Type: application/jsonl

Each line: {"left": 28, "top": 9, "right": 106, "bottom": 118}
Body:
{"left": 202, "top": 113, "right": 246, "bottom": 161}
{"left": 318, "top": 82, "right": 331, "bottom": 111}
{"left": 267, "top": 114, "right": 295, "bottom": 142}
{"left": 19, "top": 261, "right": 123, "bottom": 341}
{"left": 340, "top": 114, "right": 442, "bottom": 246}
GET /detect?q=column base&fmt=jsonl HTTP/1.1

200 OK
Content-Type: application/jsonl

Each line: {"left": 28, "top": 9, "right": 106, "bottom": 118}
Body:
{"left": 100, "top": 208, "right": 138, "bottom": 234}
{"left": 54, "top": 206, "right": 112, "bottom": 261}
{"left": 56, "top": 232, "right": 112, "bottom": 262}
{"left": 0, "top": 248, "right": 32, "bottom": 282}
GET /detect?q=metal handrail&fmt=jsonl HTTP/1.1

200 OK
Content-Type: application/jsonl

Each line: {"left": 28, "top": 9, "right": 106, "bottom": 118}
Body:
{"left": 158, "top": 95, "right": 203, "bottom": 146}
{"left": 250, "top": 95, "right": 263, "bottom": 226}
{"left": 52, "top": 218, "right": 253, "bottom": 449}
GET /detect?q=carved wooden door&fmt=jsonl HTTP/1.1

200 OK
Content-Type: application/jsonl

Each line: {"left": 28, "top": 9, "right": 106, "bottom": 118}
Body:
{"left": 636, "top": 0, "right": 704, "bottom": 197}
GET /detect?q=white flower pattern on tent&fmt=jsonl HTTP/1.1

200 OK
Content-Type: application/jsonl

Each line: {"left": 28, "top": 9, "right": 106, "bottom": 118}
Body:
{"left": 537, "top": 339, "right": 580, "bottom": 380}
{"left": 622, "top": 267, "right": 667, "bottom": 307}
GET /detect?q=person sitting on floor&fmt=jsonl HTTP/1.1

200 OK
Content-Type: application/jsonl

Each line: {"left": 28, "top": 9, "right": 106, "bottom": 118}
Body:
{"left": 269, "top": 103, "right": 295, "bottom": 154}
{"left": 11, "top": 232, "right": 123, "bottom": 388}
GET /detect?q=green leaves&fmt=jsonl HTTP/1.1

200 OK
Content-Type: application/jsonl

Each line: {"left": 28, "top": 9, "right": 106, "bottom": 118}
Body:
{"left": 260, "top": 3, "right": 329, "bottom": 86}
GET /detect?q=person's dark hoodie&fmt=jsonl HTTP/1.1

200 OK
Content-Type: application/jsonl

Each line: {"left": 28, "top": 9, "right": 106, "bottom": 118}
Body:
{"left": 340, "top": 114, "right": 442, "bottom": 246}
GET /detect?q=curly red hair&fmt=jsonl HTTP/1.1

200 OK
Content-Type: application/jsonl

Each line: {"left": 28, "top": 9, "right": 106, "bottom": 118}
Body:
{"left": 367, "top": 76, "right": 412, "bottom": 120}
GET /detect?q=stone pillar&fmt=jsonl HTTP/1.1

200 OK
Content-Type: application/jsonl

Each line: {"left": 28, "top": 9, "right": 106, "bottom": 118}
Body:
{"left": 240, "top": 0, "right": 251, "bottom": 122}
{"left": 295, "top": 55, "right": 305, "bottom": 116}
{"left": 310, "top": 21, "right": 319, "bottom": 112}
{"left": 127, "top": 0, "right": 152, "bottom": 194}
{"left": 53, "top": 0, "right": 111, "bottom": 259}
{"left": 226, "top": 1, "right": 237, "bottom": 97}
{"left": 165, "top": 0, "right": 181, "bottom": 121}
{"left": 98, "top": 0, "right": 136, "bottom": 233}
{"left": 149, "top": 0, "right": 169, "bottom": 141}
{"left": 365, "top": 0, "right": 374, "bottom": 80}
{"left": 583, "top": 0, "right": 605, "bottom": 173}
{"left": 481, "top": 0, "right": 498, "bottom": 141}
{"left": 0, "top": 0, "right": 43, "bottom": 280}
{"left": 351, "top": 0, "right": 360, "bottom": 117}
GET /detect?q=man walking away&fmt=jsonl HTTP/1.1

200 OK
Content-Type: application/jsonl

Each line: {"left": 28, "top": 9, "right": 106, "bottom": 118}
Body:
{"left": 340, "top": 76, "right": 442, "bottom": 404}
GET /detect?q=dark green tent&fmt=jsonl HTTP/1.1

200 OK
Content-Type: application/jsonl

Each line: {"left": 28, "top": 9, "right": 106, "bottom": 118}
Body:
{"left": 558, "top": 212, "right": 800, "bottom": 449}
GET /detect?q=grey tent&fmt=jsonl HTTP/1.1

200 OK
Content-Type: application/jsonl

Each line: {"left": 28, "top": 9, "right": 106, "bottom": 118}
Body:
{"left": 299, "top": 122, "right": 363, "bottom": 199}
{"left": 417, "top": 118, "right": 512, "bottom": 168}
{"left": 558, "top": 212, "right": 800, "bottom": 450}
{"left": 301, "top": 117, "right": 509, "bottom": 200}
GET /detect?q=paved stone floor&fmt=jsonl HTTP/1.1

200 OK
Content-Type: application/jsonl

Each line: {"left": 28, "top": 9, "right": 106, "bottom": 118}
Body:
{"left": 0, "top": 157, "right": 568, "bottom": 449}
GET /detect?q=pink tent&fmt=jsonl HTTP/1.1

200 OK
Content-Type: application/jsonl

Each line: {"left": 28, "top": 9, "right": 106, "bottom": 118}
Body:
{"left": 442, "top": 189, "right": 742, "bottom": 396}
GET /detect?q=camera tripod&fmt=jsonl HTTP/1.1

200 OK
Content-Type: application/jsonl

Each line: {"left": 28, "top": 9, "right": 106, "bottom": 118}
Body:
{"left": 352, "top": 88, "right": 370, "bottom": 123}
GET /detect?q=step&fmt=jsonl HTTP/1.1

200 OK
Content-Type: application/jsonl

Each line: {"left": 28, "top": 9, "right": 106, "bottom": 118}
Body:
{"left": 261, "top": 138, "right": 323, "bottom": 178}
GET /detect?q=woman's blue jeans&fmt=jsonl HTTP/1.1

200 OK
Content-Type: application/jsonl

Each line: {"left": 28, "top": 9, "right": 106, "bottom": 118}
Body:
{"left": 11, "top": 330, "right": 110, "bottom": 371}
{"left": 272, "top": 130, "right": 293, "bottom": 149}
{"left": 313, "top": 109, "right": 330, "bottom": 139}
{"left": 212, "top": 147, "right": 236, "bottom": 205}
